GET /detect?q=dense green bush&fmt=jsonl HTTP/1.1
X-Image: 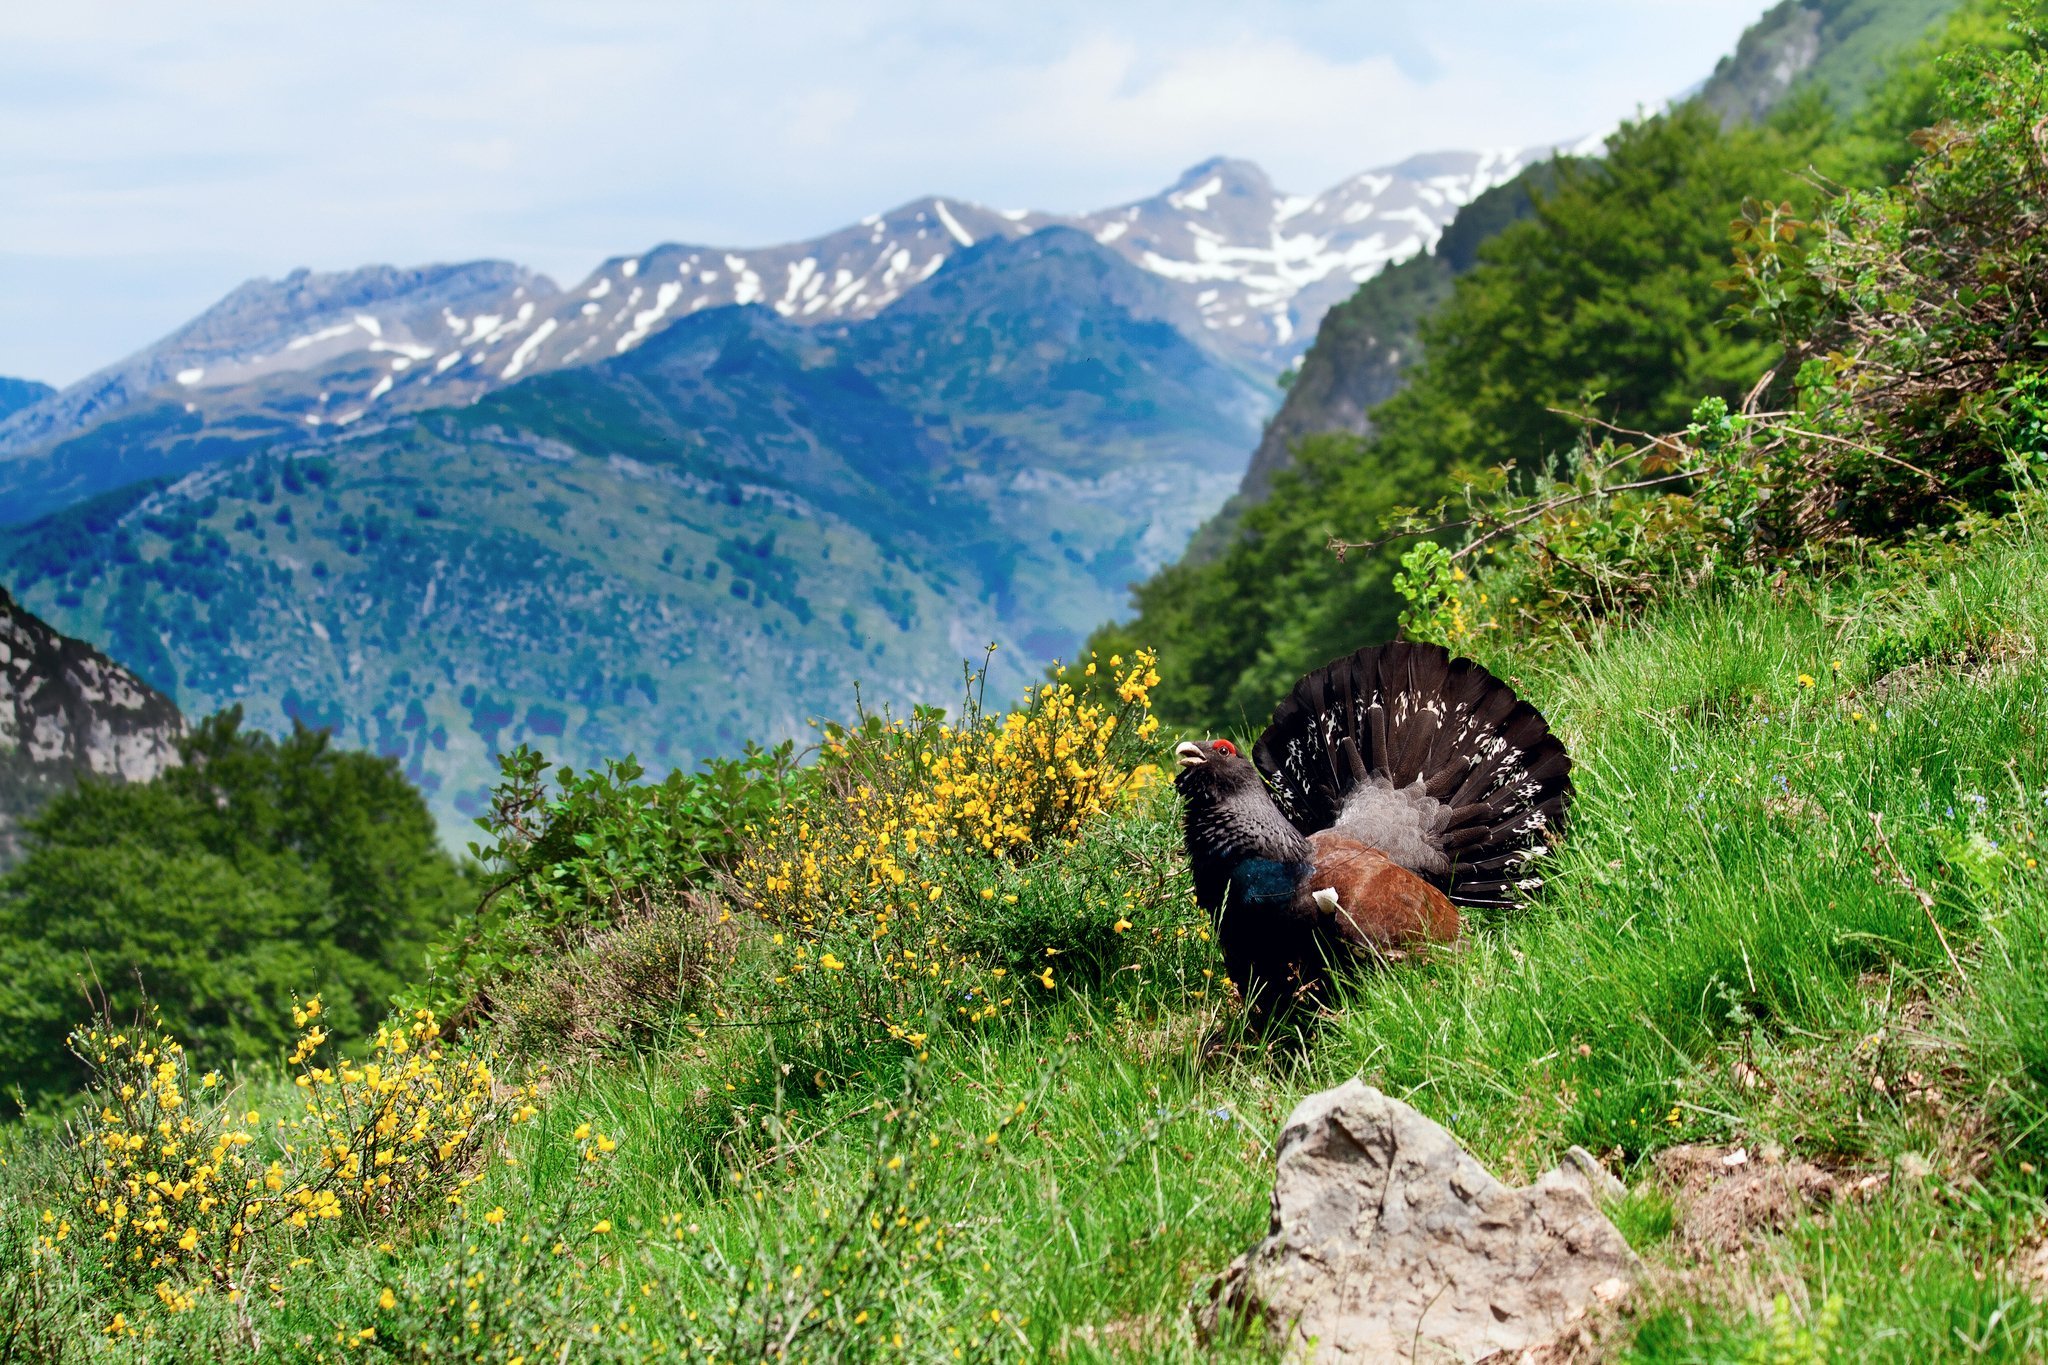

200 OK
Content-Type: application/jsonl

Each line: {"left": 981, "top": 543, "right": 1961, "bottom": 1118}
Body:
{"left": 422, "top": 740, "right": 806, "bottom": 1041}
{"left": 1388, "top": 5, "right": 2048, "bottom": 652}
{"left": 0, "top": 710, "right": 468, "bottom": 1111}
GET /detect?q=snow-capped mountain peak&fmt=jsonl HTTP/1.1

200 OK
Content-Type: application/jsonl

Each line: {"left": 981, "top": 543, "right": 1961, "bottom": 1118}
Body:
{"left": 0, "top": 145, "right": 1556, "bottom": 463}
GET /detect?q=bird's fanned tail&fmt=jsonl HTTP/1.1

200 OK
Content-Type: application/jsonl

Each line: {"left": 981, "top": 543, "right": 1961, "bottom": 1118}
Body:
{"left": 1250, "top": 641, "right": 1571, "bottom": 907}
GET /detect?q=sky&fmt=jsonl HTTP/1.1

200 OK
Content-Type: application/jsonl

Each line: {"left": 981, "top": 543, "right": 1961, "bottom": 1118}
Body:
{"left": 0, "top": 1, "right": 1771, "bottom": 388}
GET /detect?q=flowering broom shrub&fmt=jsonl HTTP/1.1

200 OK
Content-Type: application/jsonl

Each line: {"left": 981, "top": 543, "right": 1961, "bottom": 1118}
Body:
{"left": 49, "top": 997, "right": 534, "bottom": 1334}
{"left": 732, "top": 651, "right": 1187, "bottom": 1042}
{"left": 350, "top": 1122, "right": 635, "bottom": 1364}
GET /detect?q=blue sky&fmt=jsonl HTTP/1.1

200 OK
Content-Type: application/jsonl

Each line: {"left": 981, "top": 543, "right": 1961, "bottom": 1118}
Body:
{"left": 0, "top": 1, "right": 1768, "bottom": 387}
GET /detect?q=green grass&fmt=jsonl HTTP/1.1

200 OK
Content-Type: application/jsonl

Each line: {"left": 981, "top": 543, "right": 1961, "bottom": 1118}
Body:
{"left": 10, "top": 514, "right": 2048, "bottom": 1361}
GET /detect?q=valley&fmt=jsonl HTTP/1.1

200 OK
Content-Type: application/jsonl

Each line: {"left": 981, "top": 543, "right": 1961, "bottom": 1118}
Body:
{"left": 0, "top": 153, "right": 1531, "bottom": 835}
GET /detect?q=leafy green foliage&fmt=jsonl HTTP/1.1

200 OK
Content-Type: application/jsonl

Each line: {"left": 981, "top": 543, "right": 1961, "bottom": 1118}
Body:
{"left": 1117, "top": 98, "right": 1837, "bottom": 728}
{"left": 1112, "top": 3, "right": 2023, "bottom": 726}
{"left": 423, "top": 741, "right": 805, "bottom": 1035}
{"left": 1388, "top": 5, "right": 2048, "bottom": 652}
{"left": 0, "top": 710, "right": 467, "bottom": 1111}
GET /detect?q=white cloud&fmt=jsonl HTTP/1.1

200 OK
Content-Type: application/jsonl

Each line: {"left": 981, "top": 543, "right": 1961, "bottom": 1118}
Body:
{"left": 0, "top": 0, "right": 1772, "bottom": 385}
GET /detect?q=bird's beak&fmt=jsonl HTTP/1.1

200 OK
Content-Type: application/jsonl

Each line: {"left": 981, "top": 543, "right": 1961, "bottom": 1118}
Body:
{"left": 1174, "top": 741, "right": 1206, "bottom": 768}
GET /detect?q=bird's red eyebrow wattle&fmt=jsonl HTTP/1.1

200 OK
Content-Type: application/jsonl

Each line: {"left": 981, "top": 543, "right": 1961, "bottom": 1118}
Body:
{"left": 1212, "top": 738, "right": 1237, "bottom": 756}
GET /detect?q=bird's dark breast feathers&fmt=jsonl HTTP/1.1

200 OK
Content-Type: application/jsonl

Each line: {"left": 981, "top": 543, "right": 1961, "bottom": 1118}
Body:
{"left": 1230, "top": 857, "right": 1312, "bottom": 905}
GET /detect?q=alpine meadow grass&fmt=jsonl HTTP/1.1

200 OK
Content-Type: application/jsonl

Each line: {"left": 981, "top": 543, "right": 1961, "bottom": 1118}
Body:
{"left": 1, "top": 514, "right": 2045, "bottom": 1360}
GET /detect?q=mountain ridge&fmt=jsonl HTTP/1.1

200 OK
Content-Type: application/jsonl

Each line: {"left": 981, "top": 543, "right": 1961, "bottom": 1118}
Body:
{"left": 0, "top": 147, "right": 1544, "bottom": 529}
{"left": 0, "top": 229, "right": 1263, "bottom": 836}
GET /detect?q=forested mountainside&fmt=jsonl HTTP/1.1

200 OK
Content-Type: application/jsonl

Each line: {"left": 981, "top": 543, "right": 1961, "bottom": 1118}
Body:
{"left": 1180, "top": 165, "right": 1564, "bottom": 562}
{"left": 0, "top": 231, "right": 1266, "bottom": 834}
{"left": 1101, "top": 0, "right": 1998, "bottom": 730}
{"left": 0, "top": 587, "right": 182, "bottom": 862}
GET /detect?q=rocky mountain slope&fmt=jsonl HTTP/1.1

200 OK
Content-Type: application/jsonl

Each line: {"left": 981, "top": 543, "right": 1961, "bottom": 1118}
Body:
{"left": 0, "top": 231, "right": 1262, "bottom": 833}
{"left": 1698, "top": 0, "right": 1961, "bottom": 122}
{"left": 0, "top": 150, "right": 1540, "bottom": 529}
{"left": 0, "top": 379, "right": 52, "bottom": 426}
{"left": 0, "top": 587, "right": 183, "bottom": 861}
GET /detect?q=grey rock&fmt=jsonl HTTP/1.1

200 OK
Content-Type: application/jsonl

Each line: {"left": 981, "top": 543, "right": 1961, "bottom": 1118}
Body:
{"left": 0, "top": 588, "right": 183, "bottom": 862}
{"left": 1202, "top": 1079, "right": 1639, "bottom": 1363}
{"left": 1556, "top": 1145, "right": 1627, "bottom": 1202}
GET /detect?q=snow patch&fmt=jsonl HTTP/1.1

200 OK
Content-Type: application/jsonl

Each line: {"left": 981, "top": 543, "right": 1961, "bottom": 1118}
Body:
{"left": 1169, "top": 175, "right": 1223, "bottom": 211}
{"left": 616, "top": 282, "right": 682, "bottom": 352}
{"left": 933, "top": 199, "right": 975, "bottom": 247}
{"left": 286, "top": 322, "right": 358, "bottom": 351}
{"left": 501, "top": 317, "right": 559, "bottom": 380}
{"left": 176, "top": 367, "right": 205, "bottom": 386}
{"left": 587, "top": 277, "right": 612, "bottom": 300}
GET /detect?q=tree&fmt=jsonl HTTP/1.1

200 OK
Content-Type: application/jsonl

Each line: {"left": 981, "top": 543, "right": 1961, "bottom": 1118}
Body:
{"left": 0, "top": 710, "right": 469, "bottom": 1110}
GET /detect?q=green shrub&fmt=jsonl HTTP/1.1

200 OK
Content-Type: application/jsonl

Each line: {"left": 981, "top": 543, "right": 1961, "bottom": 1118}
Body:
{"left": 424, "top": 741, "right": 803, "bottom": 1022}
{"left": 493, "top": 892, "right": 730, "bottom": 1059}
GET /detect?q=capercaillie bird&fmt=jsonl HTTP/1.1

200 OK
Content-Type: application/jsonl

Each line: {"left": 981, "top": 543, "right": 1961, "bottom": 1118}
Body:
{"left": 1174, "top": 641, "right": 1571, "bottom": 1025}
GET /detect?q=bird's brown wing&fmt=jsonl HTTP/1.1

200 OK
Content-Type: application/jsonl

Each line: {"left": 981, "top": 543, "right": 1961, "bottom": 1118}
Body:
{"left": 1306, "top": 831, "right": 1460, "bottom": 951}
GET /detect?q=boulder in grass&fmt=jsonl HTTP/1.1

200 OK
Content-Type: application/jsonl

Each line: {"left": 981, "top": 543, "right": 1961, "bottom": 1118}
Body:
{"left": 1200, "top": 1079, "right": 1639, "bottom": 1362}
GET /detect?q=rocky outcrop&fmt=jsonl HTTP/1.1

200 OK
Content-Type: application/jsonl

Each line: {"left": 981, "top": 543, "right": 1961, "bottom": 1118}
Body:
{"left": 0, "top": 587, "right": 183, "bottom": 860}
{"left": 1202, "top": 1080, "right": 1638, "bottom": 1363}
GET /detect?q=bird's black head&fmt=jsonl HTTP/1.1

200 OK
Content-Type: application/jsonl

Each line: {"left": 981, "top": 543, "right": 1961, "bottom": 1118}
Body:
{"left": 1172, "top": 738, "right": 1266, "bottom": 803}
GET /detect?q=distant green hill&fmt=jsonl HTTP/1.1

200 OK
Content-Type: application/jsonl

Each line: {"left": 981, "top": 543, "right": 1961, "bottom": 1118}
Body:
{"left": 0, "top": 230, "right": 1264, "bottom": 836}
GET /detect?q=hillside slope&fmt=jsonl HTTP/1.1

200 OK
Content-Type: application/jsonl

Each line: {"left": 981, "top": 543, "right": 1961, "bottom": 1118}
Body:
{"left": 1699, "top": 0, "right": 1963, "bottom": 120}
{"left": 8, "top": 487, "right": 2045, "bottom": 1362}
{"left": 1178, "top": 0, "right": 1963, "bottom": 565}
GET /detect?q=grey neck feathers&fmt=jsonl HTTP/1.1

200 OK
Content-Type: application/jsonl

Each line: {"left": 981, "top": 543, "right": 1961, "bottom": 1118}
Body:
{"left": 1186, "top": 784, "right": 1311, "bottom": 865}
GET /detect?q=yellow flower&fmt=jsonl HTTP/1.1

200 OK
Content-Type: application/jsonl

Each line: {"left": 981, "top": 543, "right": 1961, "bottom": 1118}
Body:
{"left": 378, "top": 1288, "right": 397, "bottom": 1311}
{"left": 1037, "top": 968, "right": 1055, "bottom": 989}
{"left": 820, "top": 952, "right": 846, "bottom": 971}
{"left": 592, "top": 1219, "right": 613, "bottom": 1234}
{"left": 1797, "top": 673, "right": 1815, "bottom": 688}
{"left": 1113, "top": 918, "right": 1132, "bottom": 933}
{"left": 483, "top": 1207, "right": 507, "bottom": 1225}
